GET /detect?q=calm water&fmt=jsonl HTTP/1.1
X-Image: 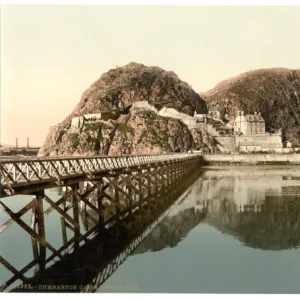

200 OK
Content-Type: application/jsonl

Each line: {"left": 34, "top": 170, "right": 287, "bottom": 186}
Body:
{"left": 1, "top": 166, "right": 300, "bottom": 293}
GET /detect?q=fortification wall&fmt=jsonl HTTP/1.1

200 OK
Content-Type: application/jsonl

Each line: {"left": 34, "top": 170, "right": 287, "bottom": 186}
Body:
{"left": 131, "top": 101, "right": 158, "bottom": 113}
{"left": 158, "top": 107, "right": 198, "bottom": 129}
{"left": 236, "top": 134, "right": 282, "bottom": 147}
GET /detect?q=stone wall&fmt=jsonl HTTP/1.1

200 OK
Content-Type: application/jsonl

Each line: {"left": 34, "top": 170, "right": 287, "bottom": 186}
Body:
{"left": 240, "top": 147, "right": 296, "bottom": 153}
{"left": 202, "top": 153, "right": 300, "bottom": 164}
{"left": 214, "top": 137, "right": 235, "bottom": 152}
{"left": 236, "top": 134, "right": 282, "bottom": 148}
{"left": 158, "top": 107, "right": 197, "bottom": 129}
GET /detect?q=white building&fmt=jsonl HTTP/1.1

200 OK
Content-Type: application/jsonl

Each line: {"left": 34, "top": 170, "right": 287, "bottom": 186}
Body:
{"left": 234, "top": 111, "right": 265, "bottom": 135}
{"left": 193, "top": 111, "right": 208, "bottom": 123}
{"left": 71, "top": 113, "right": 102, "bottom": 128}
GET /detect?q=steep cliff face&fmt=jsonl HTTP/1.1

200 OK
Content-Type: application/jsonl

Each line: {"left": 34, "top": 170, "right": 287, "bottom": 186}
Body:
{"left": 39, "top": 107, "right": 217, "bottom": 157}
{"left": 202, "top": 68, "right": 300, "bottom": 146}
{"left": 67, "top": 62, "right": 207, "bottom": 121}
{"left": 39, "top": 63, "right": 214, "bottom": 156}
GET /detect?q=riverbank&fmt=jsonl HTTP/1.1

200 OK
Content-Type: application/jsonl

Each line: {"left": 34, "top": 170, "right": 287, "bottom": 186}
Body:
{"left": 202, "top": 153, "right": 300, "bottom": 165}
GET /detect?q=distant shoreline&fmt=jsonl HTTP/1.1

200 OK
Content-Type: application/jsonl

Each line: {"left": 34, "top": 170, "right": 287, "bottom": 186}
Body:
{"left": 202, "top": 153, "right": 300, "bottom": 165}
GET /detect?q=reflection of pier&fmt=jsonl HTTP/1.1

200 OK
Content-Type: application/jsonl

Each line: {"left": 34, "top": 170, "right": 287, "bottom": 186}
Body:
{"left": 0, "top": 154, "right": 203, "bottom": 292}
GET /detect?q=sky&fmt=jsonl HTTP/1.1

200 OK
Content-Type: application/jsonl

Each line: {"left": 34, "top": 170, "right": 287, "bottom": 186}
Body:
{"left": 1, "top": 4, "right": 300, "bottom": 146}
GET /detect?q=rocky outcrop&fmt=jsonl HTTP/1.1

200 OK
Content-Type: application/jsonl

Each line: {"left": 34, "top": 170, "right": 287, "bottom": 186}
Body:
{"left": 39, "top": 106, "right": 218, "bottom": 157}
{"left": 39, "top": 63, "right": 214, "bottom": 156}
{"left": 67, "top": 62, "right": 207, "bottom": 121}
{"left": 202, "top": 68, "right": 300, "bottom": 146}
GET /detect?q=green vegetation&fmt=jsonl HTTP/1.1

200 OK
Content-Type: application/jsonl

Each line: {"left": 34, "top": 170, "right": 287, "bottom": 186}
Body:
{"left": 83, "top": 121, "right": 113, "bottom": 132}
{"left": 88, "top": 136, "right": 103, "bottom": 143}
{"left": 56, "top": 122, "right": 73, "bottom": 143}
{"left": 101, "top": 111, "right": 120, "bottom": 121}
{"left": 69, "top": 133, "right": 80, "bottom": 148}
{"left": 137, "top": 130, "right": 147, "bottom": 144}
{"left": 120, "top": 105, "right": 132, "bottom": 115}
{"left": 57, "top": 130, "right": 65, "bottom": 143}
{"left": 151, "top": 134, "right": 169, "bottom": 148}
{"left": 117, "top": 123, "right": 135, "bottom": 136}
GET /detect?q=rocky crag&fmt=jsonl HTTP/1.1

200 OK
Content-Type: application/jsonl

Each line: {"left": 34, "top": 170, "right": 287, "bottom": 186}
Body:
{"left": 202, "top": 68, "right": 300, "bottom": 146}
{"left": 39, "top": 63, "right": 217, "bottom": 156}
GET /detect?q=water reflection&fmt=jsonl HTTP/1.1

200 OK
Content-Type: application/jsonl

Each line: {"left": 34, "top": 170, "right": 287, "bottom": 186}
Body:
{"left": 97, "top": 166, "right": 300, "bottom": 294}
{"left": 2, "top": 166, "right": 300, "bottom": 293}
{"left": 131, "top": 166, "right": 300, "bottom": 254}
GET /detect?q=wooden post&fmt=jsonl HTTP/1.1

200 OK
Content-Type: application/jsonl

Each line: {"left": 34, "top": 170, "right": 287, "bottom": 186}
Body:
{"left": 154, "top": 165, "right": 159, "bottom": 211}
{"left": 60, "top": 197, "right": 68, "bottom": 247}
{"left": 96, "top": 180, "right": 104, "bottom": 254}
{"left": 113, "top": 176, "right": 120, "bottom": 238}
{"left": 30, "top": 198, "right": 39, "bottom": 275}
{"left": 172, "top": 163, "right": 176, "bottom": 185}
{"left": 71, "top": 183, "right": 80, "bottom": 269}
{"left": 137, "top": 169, "right": 143, "bottom": 216}
{"left": 34, "top": 190, "right": 46, "bottom": 275}
{"left": 126, "top": 173, "right": 133, "bottom": 228}
{"left": 147, "top": 170, "right": 152, "bottom": 206}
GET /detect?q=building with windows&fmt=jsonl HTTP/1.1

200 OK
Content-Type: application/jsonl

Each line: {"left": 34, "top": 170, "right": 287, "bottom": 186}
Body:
{"left": 234, "top": 111, "right": 265, "bottom": 135}
{"left": 193, "top": 111, "right": 208, "bottom": 123}
{"left": 208, "top": 107, "right": 221, "bottom": 119}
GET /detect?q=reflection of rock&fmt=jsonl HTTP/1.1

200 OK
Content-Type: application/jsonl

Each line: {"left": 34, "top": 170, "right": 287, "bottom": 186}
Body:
{"left": 205, "top": 197, "right": 300, "bottom": 251}
{"left": 79, "top": 167, "right": 300, "bottom": 253}
{"left": 133, "top": 207, "right": 208, "bottom": 254}
{"left": 195, "top": 167, "right": 300, "bottom": 250}
{"left": 131, "top": 167, "right": 300, "bottom": 253}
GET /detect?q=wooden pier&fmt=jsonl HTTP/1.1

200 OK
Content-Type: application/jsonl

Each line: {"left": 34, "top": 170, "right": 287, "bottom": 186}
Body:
{"left": 0, "top": 153, "right": 203, "bottom": 292}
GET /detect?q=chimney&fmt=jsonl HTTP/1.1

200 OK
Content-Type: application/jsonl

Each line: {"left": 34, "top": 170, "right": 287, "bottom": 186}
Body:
{"left": 241, "top": 111, "right": 244, "bottom": 116}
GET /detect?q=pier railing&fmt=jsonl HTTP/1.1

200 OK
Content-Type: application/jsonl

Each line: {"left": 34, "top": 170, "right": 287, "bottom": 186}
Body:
{"left": 0, "top": 153, "right": 201, "bottom": 195}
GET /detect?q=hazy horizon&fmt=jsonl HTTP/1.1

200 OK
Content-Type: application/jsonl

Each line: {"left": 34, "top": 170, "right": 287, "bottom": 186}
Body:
{"left": 2, "top": 5, "right": 300, "bottom": 146}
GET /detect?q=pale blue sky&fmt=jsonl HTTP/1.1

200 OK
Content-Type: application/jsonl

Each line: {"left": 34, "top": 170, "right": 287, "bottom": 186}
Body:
{"left": 2, "top": 5, "right": 300, "bottom": 146}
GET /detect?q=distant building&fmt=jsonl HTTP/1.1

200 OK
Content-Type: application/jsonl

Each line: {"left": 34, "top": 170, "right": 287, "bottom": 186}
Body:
{"left": 208, "top": 107, "right": 221, "bottom": 119}
{"left": 234, "top": 111, "right": 265, "bottom": 135}
{"left": 193, "top": 111, "right": 207, "bottom": 123}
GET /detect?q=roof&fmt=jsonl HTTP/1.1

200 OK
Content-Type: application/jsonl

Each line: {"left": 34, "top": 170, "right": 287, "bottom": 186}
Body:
{"left": 245, "top": 114, "right": 264, "bottom": 122}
